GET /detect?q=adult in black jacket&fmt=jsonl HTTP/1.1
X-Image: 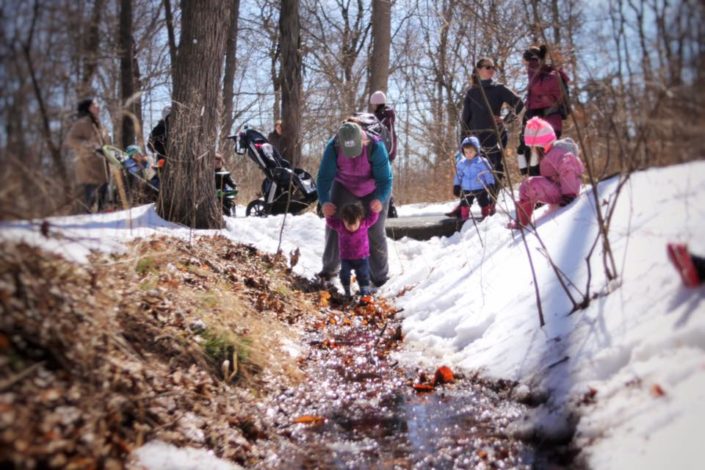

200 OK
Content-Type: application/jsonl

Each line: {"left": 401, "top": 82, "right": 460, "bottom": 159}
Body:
{"left": 147, "top": 106, "right": 171, "bottom": 165}
{"left": 460, "top": 58, "right": 524, "bottom": 181}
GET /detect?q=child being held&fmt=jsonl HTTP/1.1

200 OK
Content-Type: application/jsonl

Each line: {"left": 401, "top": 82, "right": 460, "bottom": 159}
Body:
{"left": 325, "top": 202, "right": 380, "bottom": 297}
{"left": 453, "top": 136, "right": 496, "bottom": 220}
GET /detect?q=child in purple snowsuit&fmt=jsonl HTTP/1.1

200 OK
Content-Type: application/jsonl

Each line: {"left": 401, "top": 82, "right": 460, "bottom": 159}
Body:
{"left": 326, "top": 202, "right": 380, "bottom": 297}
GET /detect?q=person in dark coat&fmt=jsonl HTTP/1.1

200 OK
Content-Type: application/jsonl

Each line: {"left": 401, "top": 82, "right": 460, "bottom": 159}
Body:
{"left": 370, "top": 90, "right": 399, "bottom": 218}
{"left": 147, "top": 106, "right": 171, "bottom": 166}
{"left": 517, "top": 45, "right": 571, "bottom": 176}
{"left": 267, "top": 120, "right": 284, "bottom": 155}
{"left": 460, "top": 57, "right": 524, "bottom": 182}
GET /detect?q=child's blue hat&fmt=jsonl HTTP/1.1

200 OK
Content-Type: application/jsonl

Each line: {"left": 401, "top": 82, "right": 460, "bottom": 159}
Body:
{"left": 460, "top": 136, "right": 481, "bottom": 152}
{"left": 126, "top": 145, "right": 143, "bottom": 157}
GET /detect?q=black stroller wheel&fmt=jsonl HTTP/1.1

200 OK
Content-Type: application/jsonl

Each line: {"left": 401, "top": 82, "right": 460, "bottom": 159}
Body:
{"left": 246, "top": 200, "right": 266, "bottom": 217}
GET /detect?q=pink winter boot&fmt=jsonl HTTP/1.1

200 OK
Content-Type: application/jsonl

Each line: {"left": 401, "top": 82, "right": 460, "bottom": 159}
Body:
{"left": 481, "top": 204, "right": 496, "bottom": 219}
{"left": 460, "top": 205, "right": 470, "bottom": 221}
{"left": 507, "top": 200, "right": 534, "bottom": 229}
{"left": 667, "top": 243, "right": 701, "bottom": 288}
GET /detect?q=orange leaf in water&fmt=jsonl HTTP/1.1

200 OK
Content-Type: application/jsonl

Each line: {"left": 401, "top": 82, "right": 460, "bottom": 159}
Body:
{"left": 413, "top": 383, "right": 435, "bottom": 393}
{"left": 318, "top": 290, "right": 331, "bottom": 308}
{"left": 293, "top": 415, "right": 325, "bottom": 425}
{"left": 651, "top": 384, "right": 666, "bottom": 397}
{"left": 434, "top": 365, "right": 454, "bottom": 384}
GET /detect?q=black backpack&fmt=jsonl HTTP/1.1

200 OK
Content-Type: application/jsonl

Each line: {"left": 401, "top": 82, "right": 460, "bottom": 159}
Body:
{"left": 344, "top": 112, "right": 393, "bottom": 155}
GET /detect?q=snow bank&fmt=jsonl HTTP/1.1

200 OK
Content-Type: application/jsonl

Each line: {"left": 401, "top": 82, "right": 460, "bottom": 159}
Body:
{"left": 2, "top": 162, "right": 704, "bottom": 469}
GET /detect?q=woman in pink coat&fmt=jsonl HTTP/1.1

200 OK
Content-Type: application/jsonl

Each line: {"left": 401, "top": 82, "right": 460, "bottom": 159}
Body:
{"left": 509, "top": 117, "right": 584, "bottom": 228}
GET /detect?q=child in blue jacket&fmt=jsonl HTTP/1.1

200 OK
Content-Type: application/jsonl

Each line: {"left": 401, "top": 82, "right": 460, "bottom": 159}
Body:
{"left": 453, "top": 136, "right": 496, "bottom": 220}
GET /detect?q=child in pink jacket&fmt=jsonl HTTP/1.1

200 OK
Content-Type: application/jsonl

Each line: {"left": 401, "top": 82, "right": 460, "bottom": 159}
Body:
{"left": 509, "top": 117, "right": 584, "bottom": 228}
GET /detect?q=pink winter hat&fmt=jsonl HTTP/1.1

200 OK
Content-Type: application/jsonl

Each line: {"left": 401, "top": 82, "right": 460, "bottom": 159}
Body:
{"left": 523, "top": 117, "right": 556, "bottom": 148}
{"left": 369, "top": 90, "right": 386, "bottom": 106}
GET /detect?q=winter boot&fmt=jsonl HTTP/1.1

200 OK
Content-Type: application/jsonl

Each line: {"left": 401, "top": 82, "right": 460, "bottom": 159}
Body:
{"left": 460, "top": 205, "right": 470, "bottom": 221}
{"left": 445, "top": 204, "right": 461, "bottom": 218}
{"left": 481, "top": 204, "right": 496, "bottom": 219}
{"left": 667, "top": 243, "right": 701, "bottom": 288}
{"left": 339, "top": 284, "right": 352, "bottom": 300}
{"left": 507, "top": 200, "right": 534, "bottom": 229}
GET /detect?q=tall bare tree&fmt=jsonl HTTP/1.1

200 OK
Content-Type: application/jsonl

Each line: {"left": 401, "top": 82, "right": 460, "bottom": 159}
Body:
{"left": 221, "top": 0, "right": 241, "bottom": 150}
{"left": 368, "top": 0, "right": 391, "bottom": 97}
{"left": 279, "top": 0, "right": 303, "bottom": 167}
{"left": 119, "top": 0, "right": 138, "bottom": 148}
{"left": 157, "top": 0, "right": 231, "bottom": 228}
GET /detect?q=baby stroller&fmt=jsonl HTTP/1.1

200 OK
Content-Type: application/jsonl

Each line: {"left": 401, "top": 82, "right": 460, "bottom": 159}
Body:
{"left": 230, "top": 126, "right": 317, "bottom": 217}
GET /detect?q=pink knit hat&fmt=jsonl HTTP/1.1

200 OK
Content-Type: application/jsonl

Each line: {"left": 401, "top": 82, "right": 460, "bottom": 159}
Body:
{"left": 523, "top": 117, "right": 556, "bottom": 148}
{"left": 370, "top": 90, "right": 386, "bottom": 106}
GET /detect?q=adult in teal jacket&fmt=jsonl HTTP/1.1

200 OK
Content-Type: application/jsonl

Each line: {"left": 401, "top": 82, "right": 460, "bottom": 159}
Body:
{"left": 317, "top": 121, "right": 393, "bottom": 288}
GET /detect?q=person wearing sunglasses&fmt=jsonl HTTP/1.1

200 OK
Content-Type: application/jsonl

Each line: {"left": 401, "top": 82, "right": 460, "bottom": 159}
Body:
{"left": 517, "top": 44, "right": 572, "bottom": 176}
{"left": 460, "top": 57, "right": 524, "bottom": 185}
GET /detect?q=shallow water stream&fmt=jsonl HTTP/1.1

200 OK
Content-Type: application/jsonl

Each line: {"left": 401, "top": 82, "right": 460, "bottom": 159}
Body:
{"left": 256, "top": 297, "right": 570, "bottom": 469}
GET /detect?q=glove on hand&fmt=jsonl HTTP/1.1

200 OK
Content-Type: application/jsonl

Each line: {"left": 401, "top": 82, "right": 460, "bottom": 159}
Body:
{"left": 453, "top": 185, "right": 461, "bottom": 197}
{"left": 559, "top": 194, "right": 576, "bottom": 207}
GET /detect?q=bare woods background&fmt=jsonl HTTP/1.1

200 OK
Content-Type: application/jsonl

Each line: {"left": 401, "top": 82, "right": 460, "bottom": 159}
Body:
{"left": 1, "top": 0, "right": 704, "bottom": 221}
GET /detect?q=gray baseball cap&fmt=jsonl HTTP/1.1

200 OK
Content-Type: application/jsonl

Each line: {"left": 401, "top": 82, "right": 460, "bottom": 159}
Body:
{"left": 337, "top": 122, "right": 363, "bottom": 158}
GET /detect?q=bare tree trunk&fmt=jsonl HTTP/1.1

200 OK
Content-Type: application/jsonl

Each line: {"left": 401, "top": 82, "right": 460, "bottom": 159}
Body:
{"left": 21, "top": 0, "right": 67, "bottom": 184}
{"left": 551, "top": 0, "right": 561, "bottom": 45}
{"left": 119, "top": 0, "right": 136, "bottom": 148}
{"left": 78, "top": 0, "right": 105, "bottom": 97}
{"left": 157, "top": 0, "right": 230, "bottom": 229}
{"left": 279, "top": 0, "right": 302, "bottom": 168}
{"left": 221, "top": 0, "right": 241, "bottom": 150}
{"left": 369, "top": 0, "right": 391, "bottom": 96}
{"left": 163, "top": 0, "right": 178, "bottom": 78}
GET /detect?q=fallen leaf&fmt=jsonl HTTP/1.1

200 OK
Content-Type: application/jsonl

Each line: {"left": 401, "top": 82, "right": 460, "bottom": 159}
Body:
{"left": 434, "top": 366, "right": 454, "bottom": 384}
{"left": 293, "top": 415, "right": 325, "bottom": 425}
{"left": 650, "top": 384, "right": 666, "bottom": 397}
{"left": 318, "top": 290, "right": 331, "bottom": 308}
{"left": 412, "top": 383, "right": 435, "bottom": 393}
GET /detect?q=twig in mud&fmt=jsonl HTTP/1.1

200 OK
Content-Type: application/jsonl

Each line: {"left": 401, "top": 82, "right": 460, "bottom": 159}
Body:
{"left": 547, "top": 355, "right": 569, "bottom": 369}
{"left": 0, "top": 361, "right": 45, "bottom": 392}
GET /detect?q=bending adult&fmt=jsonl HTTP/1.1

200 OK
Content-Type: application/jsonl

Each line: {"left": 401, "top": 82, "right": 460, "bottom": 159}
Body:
{"left": 460, "top": 57, "right": 524, "bottom": 181}
{"left": 64, "top": 98, "right": 109, "bottom": 213}
{"left": 518, "top": 45, "right": 571, "bottom": 176}
{"left": 317, "top": 121, "right": 393, "bottom": 288}
{"left": 508, "top": 117, "right": 584, "bottom": 229}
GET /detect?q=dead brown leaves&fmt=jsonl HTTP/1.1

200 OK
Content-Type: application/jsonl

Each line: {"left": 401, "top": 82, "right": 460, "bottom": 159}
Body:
{"left": 0, "top": 236, "right": 326, "bottom": 468}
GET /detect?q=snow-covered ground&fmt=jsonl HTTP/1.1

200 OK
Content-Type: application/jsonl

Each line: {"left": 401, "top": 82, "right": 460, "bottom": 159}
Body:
{"left": 2, "top": 162, "right": 704, "bottom": 469}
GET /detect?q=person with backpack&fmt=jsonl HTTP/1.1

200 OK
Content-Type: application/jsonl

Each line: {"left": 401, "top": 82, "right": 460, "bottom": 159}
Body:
{"left": 508, "top": 117, "right": 584, "bottom": 229}
{"left": 460, "top": 57, "right": 524, "bottom": 182}
{"left": 370, "top": 91, "right": 399, "bottom": 218}
{"left": 517, "top": 45, "right": 571, "bottom": 176}
{"left": 453, "top": 136, "right": 496, "bottom": 221}
{"left": 64, "top": 98, "right": 110, "bottom": 213}
{"left": 316, "top": 121, "right": 393, "bottom": 290}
